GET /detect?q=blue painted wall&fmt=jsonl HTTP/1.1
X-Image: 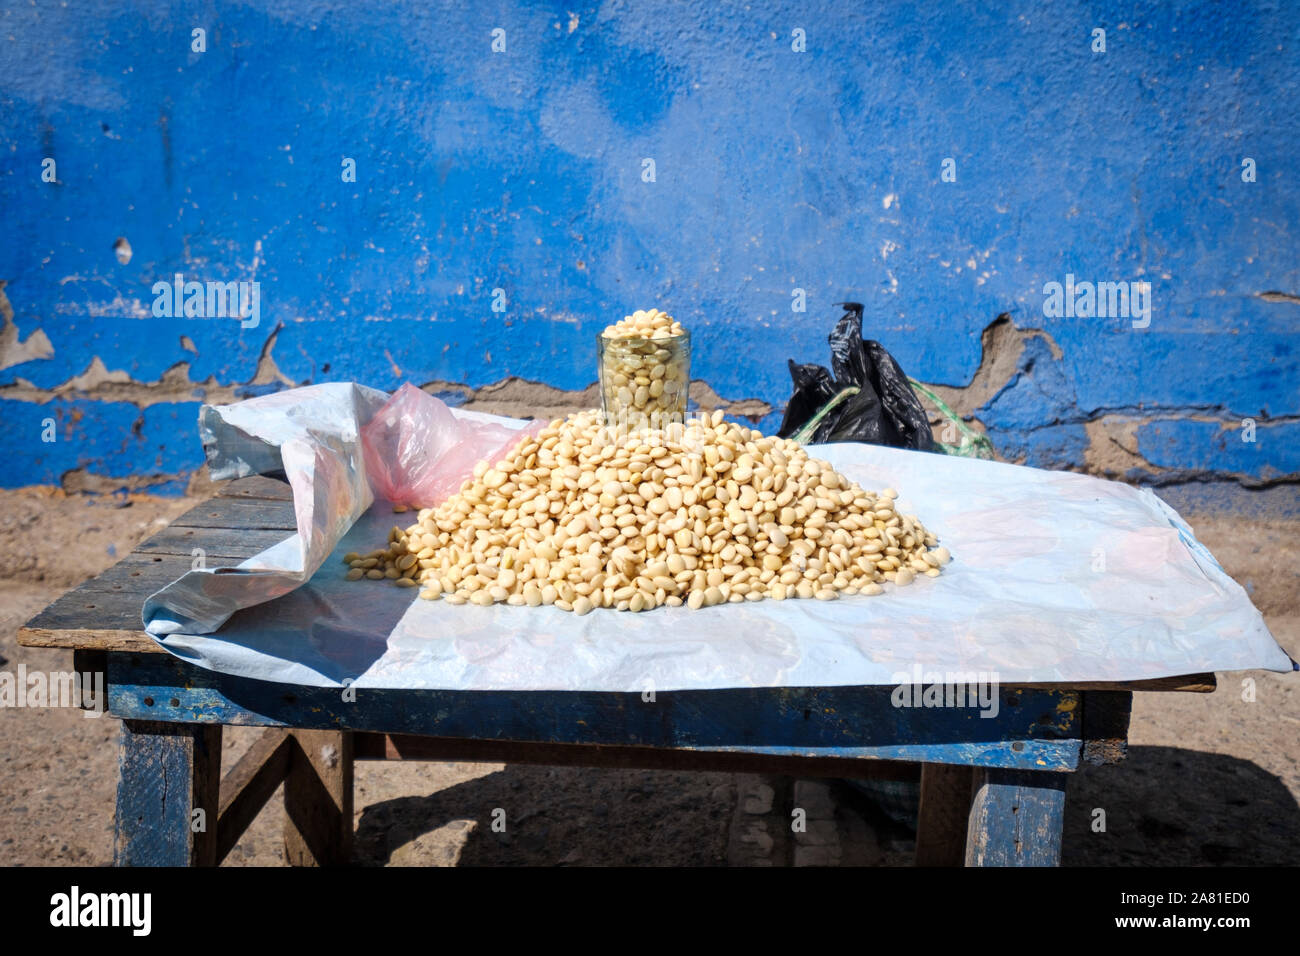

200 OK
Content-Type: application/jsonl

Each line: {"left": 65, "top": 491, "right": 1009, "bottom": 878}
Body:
{"left": 1, "top": 0, "right": 1296, "bottom": 502}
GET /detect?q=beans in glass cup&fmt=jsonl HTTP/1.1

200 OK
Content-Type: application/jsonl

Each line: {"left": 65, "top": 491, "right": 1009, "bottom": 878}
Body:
{"left": 598, "top": 308, "right": 690, "bottom": 432}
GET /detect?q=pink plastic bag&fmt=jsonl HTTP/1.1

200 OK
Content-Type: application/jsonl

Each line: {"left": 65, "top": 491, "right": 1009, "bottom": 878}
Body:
{"left": 361, "top": 384, "right": 545, "bottom": 508}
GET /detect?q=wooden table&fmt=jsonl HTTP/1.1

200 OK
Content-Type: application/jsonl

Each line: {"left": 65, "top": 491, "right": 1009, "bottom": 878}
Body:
{"left": 18, "top": 476, "right": 1214, "bottom": 867}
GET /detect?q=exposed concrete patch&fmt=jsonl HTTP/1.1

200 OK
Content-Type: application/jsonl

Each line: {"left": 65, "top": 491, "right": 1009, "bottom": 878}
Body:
{"left": 421, "top": 376, "right": 773, "bottom": 423}
{"left": 8, "top": 299, "right": 1289, "bottom": 505}
{"left": 2, "top": 321, "right": 769, "bottom": 431}
{"left": 917, "top": 313, "right": 1063, "bottom": 420}
{"left": 1257, "top": 291, "right": 1300, "bottom": 304}
{"left": 909, "top": 313, "right": 1065, "bottom": 447}
{"left": 688, "top": 381, "right": 772, "bottom": 422}
{"left": 250, "top": 322, "right": 296, "bottom": 388}
{"left": 1085, "top": 414, "right": 1299, "bottom": 489}
{"left": 0, "top": 321, "right": 295, "bottom": 407}
{"left": 60, "top": 468, "right": 178, "bottom": 495}
{"left": 0, "top": 281, "right": 55, "bottom": 372}
{"left": 424, "top": 376, "right": 599, "bottom": 421}
{"left": 53, "top": 465, "right": 227, "bottom": 497}
{"left": 1083, "top": 418, "right": 1152, "bottom": 478}
{"left": 915, "top": 314, "right": 1297, "bottom": 496}
{"left": 62, "top": 356, "right": 132, "bottom": 392}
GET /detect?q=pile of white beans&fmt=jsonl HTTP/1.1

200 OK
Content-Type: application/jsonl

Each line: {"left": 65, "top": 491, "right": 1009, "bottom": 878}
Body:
{"left": 346, "top": 408, "right": 950, "bottom": 614}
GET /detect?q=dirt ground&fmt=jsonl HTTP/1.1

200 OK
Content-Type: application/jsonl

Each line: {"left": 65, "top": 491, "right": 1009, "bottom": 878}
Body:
{"left": 0, "top": 486, "right": 1295, "bottom": 866}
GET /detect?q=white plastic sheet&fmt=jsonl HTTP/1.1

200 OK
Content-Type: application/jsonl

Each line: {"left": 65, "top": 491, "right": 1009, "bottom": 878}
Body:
{"left": 144, "top": 384, "right": 1294, "bottom": 690}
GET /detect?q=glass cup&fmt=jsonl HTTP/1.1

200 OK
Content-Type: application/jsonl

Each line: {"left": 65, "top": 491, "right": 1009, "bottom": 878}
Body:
{"left": 597, "top": 328, "right": 691, "bottom": 433}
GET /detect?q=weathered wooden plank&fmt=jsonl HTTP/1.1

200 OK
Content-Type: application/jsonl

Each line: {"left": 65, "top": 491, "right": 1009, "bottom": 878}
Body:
{"left": 964, "top": 768, "right": 1067, "bottom": 866}
{"left": 170, "top": 496, "right": 297, "bottom": 531}
{"left": 283, "top": 730, "right": 354, "bottom": 866}
{"left": 218, "top": 475, "right": 294, "bottom": 500}
{"left": 114, "top": 720, "right": 223, "bottom": 866}
{"left": 23, "top": 611, "right": 1223, "bottom": 694}
{"left": 106, "top": 653, "right": 1085, "bottom": 770}
{"left": 216, "top": 728, "right": 293, "bottom": 863}
{"left": 24, "top": 604, "right": 1219, "bottom": 701}
{"left": 22, "top": 586, "right": 149, "bottom": 638}
{"left": 18, "top": 546, "right": 289, "bottom": 650}
{"left": 19, "top": 477, "right": 290, "bottom": 647}
{"left": 352, "top": 732, "right": 924, "bottom": 780}
{"left": 64, "top": 554, "right": 213, "bottom": 591}
{"left": 134, "top": 525, "right": 291, "bottom": 560}
{"left": 1037, "top": 673, "right": 1214, "bottom": 693}
{"left": 1081, "top": 690, "right": 1134, "bottom": 765}
{"left": 19, "top": 627, "right": 161, "bottom": 653}
{"left": 914, "top": 763, "right": 974, "bottom": 866}
{"left": 20, "top": 555, "right": 220, "bottom": 644}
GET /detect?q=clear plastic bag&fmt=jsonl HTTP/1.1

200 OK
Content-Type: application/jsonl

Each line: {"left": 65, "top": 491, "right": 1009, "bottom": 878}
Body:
{"left": 360, "top": 384, "right": 545, "bottom": 508}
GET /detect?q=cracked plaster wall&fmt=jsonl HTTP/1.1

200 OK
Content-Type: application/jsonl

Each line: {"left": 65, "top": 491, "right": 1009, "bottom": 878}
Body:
{"left": 0, "top": 1, "right": 1296, "bottom": 513}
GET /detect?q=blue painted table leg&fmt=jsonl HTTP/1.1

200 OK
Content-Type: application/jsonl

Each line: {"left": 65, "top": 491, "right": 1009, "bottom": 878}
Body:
{"left": 964, "top": 767, "right": 1067, "bottom": 866}
{"left": 114, "top": 719, "right": 223, "bottom": 866}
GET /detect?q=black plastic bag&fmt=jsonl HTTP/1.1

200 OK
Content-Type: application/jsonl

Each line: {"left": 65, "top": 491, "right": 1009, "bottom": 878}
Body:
{"left": 777, "top": 302, "right": 934, "bottom": 451}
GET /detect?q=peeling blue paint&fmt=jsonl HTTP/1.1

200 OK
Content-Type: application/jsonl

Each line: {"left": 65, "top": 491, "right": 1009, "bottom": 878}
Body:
{"left": 1137, "top": 419, "right": 1299, "bottom": 479}
{"left": 979, "top": 337, "right": 1080, "bottom": 432}
{"left": 0, "top": 399, "right": 200, "bottom": 486}
{"left": 0, "top": 0, "right": 1297, "bottom": 494}
{"left": 990, "top": 423, "right": 1092, "bottom": 471}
